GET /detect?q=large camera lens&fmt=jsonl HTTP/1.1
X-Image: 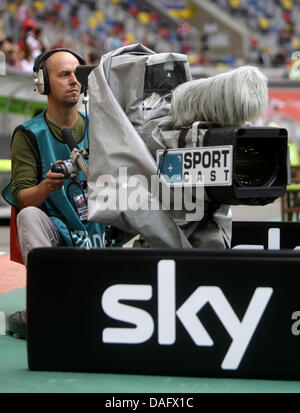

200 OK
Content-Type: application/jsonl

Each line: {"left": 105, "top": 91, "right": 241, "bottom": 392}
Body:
{"left": 234, "top": 138, "right": 276, "bottom": 187}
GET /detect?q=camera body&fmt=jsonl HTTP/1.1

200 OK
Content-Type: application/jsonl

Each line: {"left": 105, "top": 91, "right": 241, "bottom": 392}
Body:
{"left": 51, "top": 159, "right": 78, "bottom": 178}
{"left": 51, "top": 147, "right": 89, "bottom": 179}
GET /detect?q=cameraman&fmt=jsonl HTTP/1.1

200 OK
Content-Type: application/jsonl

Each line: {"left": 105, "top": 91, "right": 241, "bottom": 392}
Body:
{"left": 3, "top": 49, "right": 106, "bottom": 338}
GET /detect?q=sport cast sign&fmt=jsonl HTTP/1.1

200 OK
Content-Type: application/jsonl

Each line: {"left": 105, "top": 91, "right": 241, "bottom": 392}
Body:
{"left": 157, "top": 146, "right": 232, "bottom": 186}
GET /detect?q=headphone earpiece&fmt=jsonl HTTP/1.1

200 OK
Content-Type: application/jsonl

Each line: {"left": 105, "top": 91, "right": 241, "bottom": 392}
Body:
{"left": 33, "top": 48, "right": 86, "bottom": 95}
{"left": 33, "top": 67, "right": 49, "bottom": 95}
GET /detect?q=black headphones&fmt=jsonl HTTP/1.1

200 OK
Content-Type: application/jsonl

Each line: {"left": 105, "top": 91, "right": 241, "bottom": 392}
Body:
{"left": 33, "top": 48, "right": 86, "bottom": 95}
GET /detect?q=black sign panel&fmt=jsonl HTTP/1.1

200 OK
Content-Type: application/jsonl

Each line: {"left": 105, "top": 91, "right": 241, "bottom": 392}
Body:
{"left": 232, "top": 221, "right": 300, "bottom": 250}
{"left": 27, "top": 247, "right": 300, "bottom": 380}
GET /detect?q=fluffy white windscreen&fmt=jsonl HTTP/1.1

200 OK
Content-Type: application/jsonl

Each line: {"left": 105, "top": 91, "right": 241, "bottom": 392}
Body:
{"left": 171, "top": 66, "right": 268, "bottom": 128}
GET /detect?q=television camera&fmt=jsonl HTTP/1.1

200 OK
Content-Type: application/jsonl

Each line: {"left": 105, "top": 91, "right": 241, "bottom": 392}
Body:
{"left": 66, "top": 44, "right": 288, "bottom": 249}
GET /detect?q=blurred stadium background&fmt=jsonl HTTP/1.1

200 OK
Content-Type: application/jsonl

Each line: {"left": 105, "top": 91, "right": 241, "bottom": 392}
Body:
{"left": 1, "top": 0, "right": 300, "bottom": 219}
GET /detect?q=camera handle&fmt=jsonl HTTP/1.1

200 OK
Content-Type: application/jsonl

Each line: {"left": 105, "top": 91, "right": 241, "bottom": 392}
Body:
{"left": 70, "top": 148, "right": 89, "bottom": 179}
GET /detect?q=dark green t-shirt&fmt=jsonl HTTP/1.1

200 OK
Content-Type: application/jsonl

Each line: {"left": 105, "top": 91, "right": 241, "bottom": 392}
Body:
{"left": 11, "top": 112, "right": 86, "bottom": 209}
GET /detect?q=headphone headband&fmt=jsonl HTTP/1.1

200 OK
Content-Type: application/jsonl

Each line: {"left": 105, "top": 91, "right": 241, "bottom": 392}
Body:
{"left": 33, "top": 48, "right": 86, "bottom": 95}
{"left": 33, "top": 48, "right": 86, "bottom": 73}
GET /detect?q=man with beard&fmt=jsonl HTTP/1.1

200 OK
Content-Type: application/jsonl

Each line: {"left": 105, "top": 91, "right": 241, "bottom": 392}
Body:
{"left": 4, "top": 49, "right": 106, "bottom": 338}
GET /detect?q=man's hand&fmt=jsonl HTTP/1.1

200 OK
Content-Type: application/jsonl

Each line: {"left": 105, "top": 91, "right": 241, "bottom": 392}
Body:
{"left": 44, "top": 169, "right": 65, "bottom": 192}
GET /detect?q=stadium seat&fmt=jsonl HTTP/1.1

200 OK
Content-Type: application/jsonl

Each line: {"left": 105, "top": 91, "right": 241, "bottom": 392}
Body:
{"left": 10, "top": 206, "right": 24, "bottom": 265}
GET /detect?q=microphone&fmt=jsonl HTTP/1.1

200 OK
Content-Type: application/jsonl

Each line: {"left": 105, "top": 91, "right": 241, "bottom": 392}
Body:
{"left": 62, "top": 128, "right": 79, "bottom": 151}
{"left": 62, "top": 128, "right": 89, "bottom": 179}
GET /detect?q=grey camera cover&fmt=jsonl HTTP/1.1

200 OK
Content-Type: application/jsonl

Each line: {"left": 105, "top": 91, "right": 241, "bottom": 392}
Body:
{"left": 87, "top": 43, "right": 231, "bottom": 249}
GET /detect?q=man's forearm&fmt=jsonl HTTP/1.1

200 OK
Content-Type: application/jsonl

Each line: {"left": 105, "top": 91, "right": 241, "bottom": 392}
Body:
{"left": 18, "top": 170, "right": 65, "bottom": 208}
{"left": 19, "top": 181, "right": 53, "bottom": 208}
